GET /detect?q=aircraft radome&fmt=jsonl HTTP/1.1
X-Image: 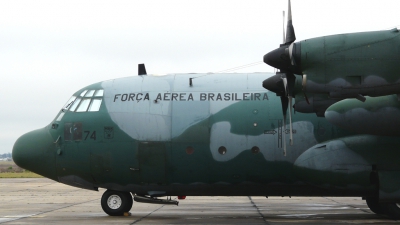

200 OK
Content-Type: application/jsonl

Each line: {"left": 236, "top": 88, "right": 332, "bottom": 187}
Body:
{"left": 12, "top": 0, "right": 400, "bottom": 220}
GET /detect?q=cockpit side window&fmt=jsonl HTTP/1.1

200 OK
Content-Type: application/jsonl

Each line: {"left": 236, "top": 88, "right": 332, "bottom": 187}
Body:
{"left": 63, "top": 96, "right": 77, "bottom": 111}
{"left": 72, "top": 122, "right": 83, "bottom": 140}
{"left": 64, "top": 123, "right": 72, "bottom": 141}
{"left": 64, "top": 122, "right": 82, "bottom": 141}
{"left": 69, "top": 98, "right": 81, "bottom": 111}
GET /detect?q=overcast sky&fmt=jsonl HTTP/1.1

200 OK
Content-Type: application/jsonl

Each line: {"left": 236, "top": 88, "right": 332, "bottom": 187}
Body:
{"left": 0, "top": 0, "right": 399, "bottom": 154}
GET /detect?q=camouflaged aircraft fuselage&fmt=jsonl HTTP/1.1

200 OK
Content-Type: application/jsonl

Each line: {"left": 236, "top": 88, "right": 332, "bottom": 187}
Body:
{"left": 12, "top": 73, "right": 400, "bottom": 200}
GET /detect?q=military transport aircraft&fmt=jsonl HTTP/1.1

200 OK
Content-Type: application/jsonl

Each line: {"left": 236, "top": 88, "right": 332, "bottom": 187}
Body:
{"left": 12, "top": 0, "right": 400, "bottom": 220}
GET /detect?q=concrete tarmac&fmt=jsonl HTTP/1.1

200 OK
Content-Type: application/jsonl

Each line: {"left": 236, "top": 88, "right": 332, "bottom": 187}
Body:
{"left": 0, "top": 178, "right": 397, "bottom": 224}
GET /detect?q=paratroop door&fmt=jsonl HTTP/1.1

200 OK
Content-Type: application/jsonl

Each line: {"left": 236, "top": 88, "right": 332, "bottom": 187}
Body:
{"left": 138, "top": 142, "right": 166, "bottom": 184}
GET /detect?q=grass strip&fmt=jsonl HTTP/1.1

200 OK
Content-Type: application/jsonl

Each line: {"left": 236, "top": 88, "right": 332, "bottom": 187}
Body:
{"left": 0, "top": 172, "right": 43, "bottom": 178}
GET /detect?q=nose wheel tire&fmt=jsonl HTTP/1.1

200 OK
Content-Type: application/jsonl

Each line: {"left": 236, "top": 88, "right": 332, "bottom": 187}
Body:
{"left": 366, "top": 197, "right": 384, "bottom": 214}
{"left": 366, "top": 198, "right": 400, "bottom": 219}
{"left": 101, "top": 190, "right": 133, "bottom": 216}
{"left": 380, "top": 202, "right": 400, "bottom": 220}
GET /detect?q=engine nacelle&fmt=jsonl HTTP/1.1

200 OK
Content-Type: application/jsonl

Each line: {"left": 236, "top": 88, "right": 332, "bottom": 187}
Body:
{"left": 293, "top": 135, "right": 400, "bottom": 201}
{"left": 325, "top": 94, "right": 400, "bottom": 136}
{"left": 294, "top": 93, "right": 338, "bottom": 117}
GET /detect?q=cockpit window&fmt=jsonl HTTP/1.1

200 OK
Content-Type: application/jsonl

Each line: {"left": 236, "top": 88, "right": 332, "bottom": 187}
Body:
{"left": 80, "top": 90, "right": 88, "bottom": 97}
{"left": 88, "top": 99, "right": 102, "bottom": 111}
{"left": 69, "top": 98, "right": 81, "bottom": 111}
{"left": 76, "top": 98, "right": 91, "bottom": 112}
{"left": 63, "top": 96, "right": 77, "bottom": 110}
{"left": 85, "top": 90, "right": 95, "bottom": 97}
{"left": 56, "top": 112, "right": 65, "bottom": 121}
{"left": 94, "top": 90, "right": 104, "bottom": 97}
{"left": 62, "top": 89, "right": 104, "bottom": 113}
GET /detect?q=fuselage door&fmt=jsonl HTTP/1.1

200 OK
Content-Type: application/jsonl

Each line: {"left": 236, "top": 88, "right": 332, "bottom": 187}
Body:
{"left": 137, "top": 142, "right": 166, "bottom": 185}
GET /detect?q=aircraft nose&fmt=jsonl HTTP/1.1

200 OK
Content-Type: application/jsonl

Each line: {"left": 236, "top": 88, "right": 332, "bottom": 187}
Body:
{"left": 12, "top": 128, "right": 58, "bottom": 181}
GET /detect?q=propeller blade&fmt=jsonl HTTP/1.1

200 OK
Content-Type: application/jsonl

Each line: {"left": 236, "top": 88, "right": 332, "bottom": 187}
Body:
{"left": 282, "top": 11, "right": 286, "bottom": 44}
{"left": 280, "top": 95, "right": 289, "bottom": 117}
{"left": 302, "top": 74, "right": 310, "bottom": 105}
{"left": 280, "top": 96, "right": 288, "bottom": 156}
{"left": 283, "top": 113, "right": 287, "bottom": 156}
{"left": 288, "top": 96, "right": 293, "bottom": 145}
{"left": 285, "top": 73, "right": 295, "bottom": 96}
{"left": 302, "top": 74, "right": 307, "bottom": 88}
{"left": 288, "top": 43, "right": 296, "bottom": 65}
{"left": 285, "top": 0, "right": 296, "bottom": 45}
{"left": 284, "top": 73, "right": 295, "bottom": 146}
{"left": 263, "top": 0, "right": 302, "bottom": 75}
{"left": 282, "top": 77, "right": 288, "bottom": 96}
{"left": 266, "top": 72, "right": 297, "bottom": 154}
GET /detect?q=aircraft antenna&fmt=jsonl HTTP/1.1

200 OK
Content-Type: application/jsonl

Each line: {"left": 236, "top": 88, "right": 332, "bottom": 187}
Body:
{"left": 216, "top": 61, "right": 263, "bottom": 73}
{"left": 189, "top": 61, "right": 263, "bottom": 86}
{"left": 138, "top": 64, "right": 147, "bottom": 76}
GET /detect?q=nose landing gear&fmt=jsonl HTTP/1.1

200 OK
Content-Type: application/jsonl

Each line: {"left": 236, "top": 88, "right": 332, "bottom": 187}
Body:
{"left": 101, "top": 190, "right": 133, "bottom": 216}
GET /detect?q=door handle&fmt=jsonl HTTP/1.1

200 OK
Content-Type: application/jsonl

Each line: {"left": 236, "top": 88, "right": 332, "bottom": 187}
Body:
{"left": 54, "top": 135, "right": 61, "bottom": 144}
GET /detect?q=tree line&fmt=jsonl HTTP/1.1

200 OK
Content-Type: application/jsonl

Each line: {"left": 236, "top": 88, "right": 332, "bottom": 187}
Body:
{"left": 0, "top": 153, "right": 11, "bottom": 158}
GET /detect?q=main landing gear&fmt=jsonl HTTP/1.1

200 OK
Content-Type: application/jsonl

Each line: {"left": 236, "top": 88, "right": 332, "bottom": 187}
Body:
{"left": 100, "top": 190, "right": 180, "bottom": 216}
{"left": 101, "top": 190, "right": 133, "bottom": 216}
{"left": 366, "top": 197, "right": 400, "bottom": 219}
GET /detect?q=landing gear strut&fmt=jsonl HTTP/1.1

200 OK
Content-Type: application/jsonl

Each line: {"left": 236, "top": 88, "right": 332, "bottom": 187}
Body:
{"left": 101, "top": 190, "right": 133, "bottom": 216}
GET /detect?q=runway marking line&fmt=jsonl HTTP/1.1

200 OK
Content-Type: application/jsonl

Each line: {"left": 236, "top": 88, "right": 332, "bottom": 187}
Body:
{"left": 0, "top": 198, "right": 99, "bottom": 224}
